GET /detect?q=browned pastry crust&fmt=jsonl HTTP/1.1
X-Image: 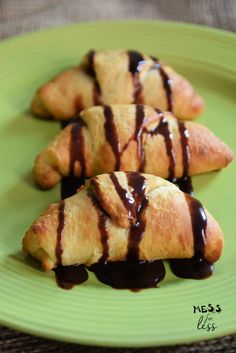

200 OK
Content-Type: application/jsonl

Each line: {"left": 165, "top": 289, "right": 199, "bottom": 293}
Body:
{"left": 23, "top": 172, "right": 223, "bottom": 271}
{"left": 33, "top": 104, "right": 234, "bottom": 190}
{"left": 31, "top": 49, "right": 204, "bottom": 120}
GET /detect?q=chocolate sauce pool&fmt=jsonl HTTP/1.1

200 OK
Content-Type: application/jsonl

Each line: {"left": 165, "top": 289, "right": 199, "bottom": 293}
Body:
{"left": 89, "top": 260, "right": 165, "bottom": 290}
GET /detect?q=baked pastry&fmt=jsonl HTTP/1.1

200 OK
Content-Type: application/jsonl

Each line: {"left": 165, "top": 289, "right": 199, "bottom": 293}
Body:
{"left": 34, "top": 104, "right": 233, "bottom": 191}
{"left": 23, "top": 172, "right": 223, "bottom": 289}
{"left": 31, "top": 49, "right": 204, "bottom": 121}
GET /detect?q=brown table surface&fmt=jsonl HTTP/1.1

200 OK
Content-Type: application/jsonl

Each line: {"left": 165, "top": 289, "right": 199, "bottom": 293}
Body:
{"left": 0, "top": 0, "right": 235, "bottom": 352}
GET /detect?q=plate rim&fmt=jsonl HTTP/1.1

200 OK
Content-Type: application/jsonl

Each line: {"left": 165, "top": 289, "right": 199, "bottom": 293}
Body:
{"left": 0, "top": 19, "right": 235, "bottom": 347}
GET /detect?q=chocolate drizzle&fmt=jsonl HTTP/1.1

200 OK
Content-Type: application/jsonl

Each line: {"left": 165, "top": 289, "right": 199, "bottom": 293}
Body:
{"left": 90, "top": 178, "right": 109, "bottom": 263}
{"left": 109, "top": 172, "right": 149, "bottom": 262}
{"left": 150, "top": 56, "right": 173, "bottom": 112}
{"left": 128, "top": 51, "right": 144, "bottom": 74}
{"left": 127, "top": 50, "right": 144, "bottom": 102}
{"left": 126, "top": 173, "right": 149, "bottom": 261}
{"left": 61, "top": 176, "right": 85, "bottom": 199}
{"left": 170, "top": 195, "right": 213, "bottom": 279}
{"left": 178, "top": 121, "right": 190, "bottom": 178}
{"left": 55, "top": 170, "right": 213, "bottom": 289}
{"left": 69, "top": 118, "right": 87, "bottom": 177}
{"left": 85, "top": 50, "right": 101, "bottom": 105}
{"left": 84, "top": 50, "right": 172, "bottom": 109}
{"left": 109, "top": 173, "right": 135, "bottom": 222}
{"left": 143, "top": 109, "right": 176, "bottom": 179}
{"left": 134, "top": 104, "right": 145, "bottom": 167}
{"left": 172, "top": 121, "right": 193, "bottom": 195}
{"left": 103, "top": 105, "right": 177, "bottom": 178}
{"left": 103, "top": 105, "right": 121, "bottom": 170}
{"left": 56, "top": 200, "right": 65, "bottom": 266}
{"left": 59, "top": 117, "right": 86, "bottom": 199}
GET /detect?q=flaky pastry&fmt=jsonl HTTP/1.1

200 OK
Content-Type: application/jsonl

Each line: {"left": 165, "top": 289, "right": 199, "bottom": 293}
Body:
{"left": 23, "top": 172, "right": 223, "bottom": 271}
{"left": 33, "top": 104, "right": 233, "bottom": 190}
{"left": 31, "top": 49, "right": 204, "bottom": 120}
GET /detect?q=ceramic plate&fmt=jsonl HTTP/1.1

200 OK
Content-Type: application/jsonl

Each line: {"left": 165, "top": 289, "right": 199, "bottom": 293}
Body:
{"left": 0, "top": 21, "right": 235, "bottom": 347}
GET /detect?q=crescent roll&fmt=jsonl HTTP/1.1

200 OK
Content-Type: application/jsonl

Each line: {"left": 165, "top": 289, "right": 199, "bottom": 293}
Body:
{"left": 34, "top": 104, "right": 233, "bottom": 190}
{"left": 31, "top": 49, "right": 204, "bottom": 121}
{"left": 23, "top": 172, "right": 223, "bottom": 273}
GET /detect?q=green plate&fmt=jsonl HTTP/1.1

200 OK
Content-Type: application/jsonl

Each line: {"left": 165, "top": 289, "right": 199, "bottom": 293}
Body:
{"left": 0, "top": 21, "right": 235, "bottom": 347}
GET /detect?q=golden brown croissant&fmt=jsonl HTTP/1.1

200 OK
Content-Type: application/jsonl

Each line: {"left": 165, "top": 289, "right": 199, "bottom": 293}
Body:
{"left": 34, "top": 104, "right": 233, "bottom": 190}
{"left": 23, "top": 172, "right": 223, "bottom": 288}
{"left": 31, "top": 49, "right": 204, "bottom": 121}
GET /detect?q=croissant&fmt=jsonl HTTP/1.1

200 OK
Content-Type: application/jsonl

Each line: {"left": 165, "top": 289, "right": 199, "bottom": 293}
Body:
{"left": 23, "top": 172, "right": 223, "bottom": 288}
{"left": 31, "top": 49, "right": 204, "bottom": 121}
{"left": 34, "top": 104, "right": 233, "bottom": 190}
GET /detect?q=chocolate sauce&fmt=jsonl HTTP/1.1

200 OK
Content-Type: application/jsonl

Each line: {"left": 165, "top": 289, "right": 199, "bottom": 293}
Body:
{"left": 89, "top": 260, "right": 165, "bottom": 290}
{"left": 69, "top": 118, "right": 87, "bottom": 177}
{"left": 173, "top": 176, "right": 193, "bottom": 196}
{"left": 126, "top": 173, "right": 148, "bottom": 261}
{"left": 173, "top": 121, "right": 193, "bottom": 195}
{"left": 127, "top": 50, "right": 144, "bottom": 102}
{"left": 60, "top": 120, "right": 70, "bottom": 129}
{"left": 169, "top": 258, "right": 213, "bottom": 280}
{"left": 128, "top": 51, "right": 144, "bottom": 74}
{"left": 59, "top": 118, "right": 86, "bottom": 199}
{"left": 178, "top": 121, "right": 190, "bottom": 177}
{"left": 170, "top": 194, "right": 213, "bottom": 279}
{"left": 109, "top": 173, "right": 136, "bottom": 222}
{"left": 56, "top": 200, "right": 65, "bottom": 266}
{"left": 85, "top": 50, "right": 101, "bottom": 105}
{"left": 60, "top": 116, "right": 81, "bottom": 129}
{"left": 61, "top": 176, "right": 85, "bottom": 199}
{"left": 134, "top": 104, "right": 145, "bottom": 167}
{"left": 103, "top": 105, "right": 121, "bottom": 170}
{"left": 55, "top": 171, "right": 212, "bottom": 289}
{"left": 92, "top": 172, "right": 149, "bottom": 264}
{"left": 103, "top": 105, "right": 177, "bottom": 182}
{"left": 150, "top": 56, "right": 173, "bottom": 112}
{"left": 89, "top": 178, "right": 109, "bottom": 263}
{"left": 120, "top": 104, "right": 146, "bottom": 170}
{"left": 54, "top": 265, "right": 88, "bottom": 290}
{"left": 144, "top": 110, "right": 175, "bottom": 179}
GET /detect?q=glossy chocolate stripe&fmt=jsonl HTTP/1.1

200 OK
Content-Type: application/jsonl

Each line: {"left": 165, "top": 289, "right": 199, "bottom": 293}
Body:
{"left": 145, "top": 110, "right": 175, "bottom": 179}
{"left": 178, "top": 121, "right": 190, "bottom": 176}
{"left": 176, "top": 121, "right": 193, "bottom": 194}
{"left": 170, "top": 195, "right": 212, "bottom": 279}
{"left": 103, "top": 105, "right": 121, "bottom": 170}
{"left": 150, "top": 56, "right": 173, "bottom": 112}
{"left": 186, "top": 195, "right": 207, "bottom": 259}
{"left": 109, "top": 173, "right": 135, "bottom": 222}
{"left": 85, "top": 50, "right": 101, "bottom": 105}
{"left": 127, "top": 50, "right": 144, "bottom": 102}
{"left": 56, "top": 200, "right": 65, "bottom": 266}
{"left": 134, "top": 104, "right": 145, "bottom": 166}
{"left": 127, "top": 50, "right": 144, "bottom": 74}
{"left": 90, "top": 178, "right": 109, "bottom": 263}
{"left": 126, "top": 173, "right": 148, "bottom": 261}
{"left": 69, "top": 118, "right": 87, "bottom": 177}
